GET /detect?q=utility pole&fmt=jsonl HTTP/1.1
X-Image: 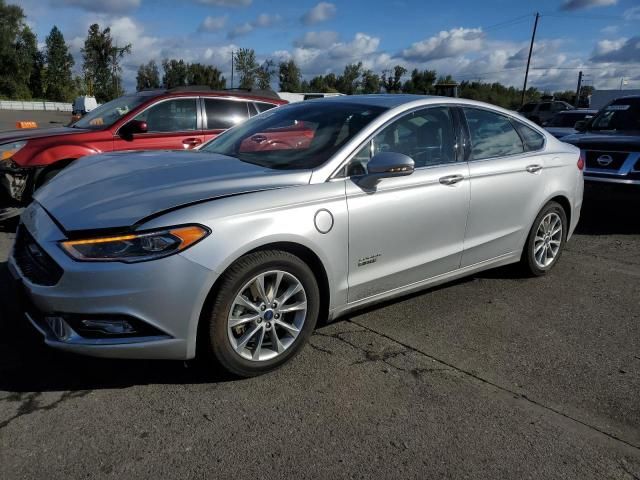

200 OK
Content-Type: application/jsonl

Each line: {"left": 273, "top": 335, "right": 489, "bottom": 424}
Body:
{"left": 230, "top": 50, "right": 234, "bottom": 89}
{"left": 574, "top": 70, "right": 583, "bottom": 107}
{"left": 521, "top": 12, "right": 540, "bottom": 106}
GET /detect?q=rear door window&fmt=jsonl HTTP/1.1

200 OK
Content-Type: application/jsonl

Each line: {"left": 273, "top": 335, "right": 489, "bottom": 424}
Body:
{"left": 204, "top": 99, "right": 250, "bottom": 129}
{"left": 463, "top": 108, "right": 524, "bottom": 159}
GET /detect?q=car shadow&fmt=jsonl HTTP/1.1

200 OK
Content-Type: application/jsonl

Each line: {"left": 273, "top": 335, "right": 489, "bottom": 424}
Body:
{"left": 576, "top": 184, "right": 640, "bottom": 235}
{"left": 0, "top": 261, "right": 239, "bottom": 394}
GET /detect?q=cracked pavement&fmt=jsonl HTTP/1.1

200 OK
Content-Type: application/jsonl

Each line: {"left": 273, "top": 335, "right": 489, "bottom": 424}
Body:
{"left": 0, "top": 185, "right": 639, "bottom": 479}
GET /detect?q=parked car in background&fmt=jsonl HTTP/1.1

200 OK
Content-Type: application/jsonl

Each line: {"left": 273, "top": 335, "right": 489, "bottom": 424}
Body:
{"left": 562, "top": 96, "right": 640, "bottom": 186}
{"left": 543, "top": 109, "right": 598, "bottom": 139}
{"left": 9, "top": 95, "right": 583, "bottom": 377}
{"left": 0, "top": 87, "right": 286, "bottom": 220}
{"left": 518, "top": 100, "right": 574, "bottom": 125}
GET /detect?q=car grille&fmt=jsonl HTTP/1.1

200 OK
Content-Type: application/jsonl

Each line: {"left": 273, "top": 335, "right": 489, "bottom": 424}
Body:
{"left": 13, "top": 224, "right": 63, "bottom": 286}
{"left": 584, "top": 150, "right": 629, "bottom": 171}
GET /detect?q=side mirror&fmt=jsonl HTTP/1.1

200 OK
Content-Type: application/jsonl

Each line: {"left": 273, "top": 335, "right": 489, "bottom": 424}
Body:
{"left": 574, "top": 120, "right": 587, "bottom": 132}
{"left": 121, "top": 119, "right": 148, "bottom": 136}
{"left": 357, "top": 152, "right": 415, "bottom": 188}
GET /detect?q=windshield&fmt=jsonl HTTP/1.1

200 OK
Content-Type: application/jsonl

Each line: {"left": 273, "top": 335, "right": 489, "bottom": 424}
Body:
{"left": 73, "top": 95, "right": 150, "bottom": 129}
{"left": 201, "top": 102, "right": 387, "bottom": 170}
{"left": 589, "top": 98, "right": 640, "bottom": 131}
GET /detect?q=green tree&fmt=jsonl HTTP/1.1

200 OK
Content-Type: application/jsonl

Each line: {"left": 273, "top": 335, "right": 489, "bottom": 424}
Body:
{"left": 136, "top": 60, "right": 160, "bottom": 90}
{"left": 162, "top": 59, "right": 188, "bottom": 88}
{"left": 382, "top": 65, "right": 406, "bottom": 93}
{"left": 0, "top": 0, "right": 29, "bottom": 98}
{"left": 255, "top": 59, "right": 275, "bottom": 90}
{"left": 44, "top": 26, "right": 75, "bottom": 101}
{"left": 82, "top": 24, "right": 131, "bottom": 102}
{"left": 360, "top": 69, "right": 380, "bottom": 94}
{"left": 402, "top": 69, "right": 437, "bottom": 94}
{"left": 235, "top": 48, "right": 258, "bottom": 89}
{"left": 186, "top": 63, "right": 226, "bottom": 89}
{"left": 278, "top": 59, "right": 302, "bottom": 92}
{"left": 337, "top": 62, "right": 362, "bottom": 94}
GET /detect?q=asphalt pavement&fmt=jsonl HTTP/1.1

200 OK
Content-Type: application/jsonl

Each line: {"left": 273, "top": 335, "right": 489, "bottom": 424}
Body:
{"left": 0, "top": 185, "right": 638, "bottom": 479}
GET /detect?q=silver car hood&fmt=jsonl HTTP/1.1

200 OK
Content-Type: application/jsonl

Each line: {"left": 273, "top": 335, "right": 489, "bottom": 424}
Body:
{"left": 34, "top": 150, "right": 312, "bottom": 232}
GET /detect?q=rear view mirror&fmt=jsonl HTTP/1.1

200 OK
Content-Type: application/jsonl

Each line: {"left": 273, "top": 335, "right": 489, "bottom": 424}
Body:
{"left": 357, "top": 152, "right": 415, "bottom": 188}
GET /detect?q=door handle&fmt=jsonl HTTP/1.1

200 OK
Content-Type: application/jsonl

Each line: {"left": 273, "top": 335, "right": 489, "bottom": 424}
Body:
{"left": 439, "top": 174, "right": 465, "bottom": 186}
{"left": 251, "top": 135, "right": 267, "bottom": 143}
{"left": 526, "top": 164, "right": 543, "bottom": 173}
{"left": 182, "top": 138, "right": 202, "bottom": 148}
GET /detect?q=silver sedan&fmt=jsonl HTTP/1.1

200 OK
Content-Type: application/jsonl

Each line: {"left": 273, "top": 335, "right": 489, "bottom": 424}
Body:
{"left": 9, "top": 95, "right": 584, "bottom": 377}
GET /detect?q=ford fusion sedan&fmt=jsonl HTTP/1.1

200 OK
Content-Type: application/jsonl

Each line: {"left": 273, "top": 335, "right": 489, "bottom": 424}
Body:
{"left": 9, "top": 95, "right": 583, "bottom": 377}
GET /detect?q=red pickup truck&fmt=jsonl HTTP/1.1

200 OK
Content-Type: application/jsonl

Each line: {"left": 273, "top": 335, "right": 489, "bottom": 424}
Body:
{"left": 0, "top": 87, "right": 286, "bottom": 220}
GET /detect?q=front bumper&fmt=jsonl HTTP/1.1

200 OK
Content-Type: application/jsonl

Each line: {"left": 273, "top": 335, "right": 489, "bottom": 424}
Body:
{"left": 8, "top": 203, "right": 219, "bottom": 360}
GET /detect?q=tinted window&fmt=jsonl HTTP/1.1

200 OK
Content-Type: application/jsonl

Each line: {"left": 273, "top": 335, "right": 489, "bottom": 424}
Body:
{"left": 538, "top": 103, "right": 551, "bottom": 112}
{"left": 205, "top": 99, "right": 250, "bottom": 129}
{"left": 134, "top": 98, "right": 197, "bottom": 132}
{"left": 201, "top": 102, "right": 386, "bottom": 170}
{"left": 552, "top": 102, "right": 568, "bottom": 112}
{"left": 589, "top": 98, "right": 640, "bottom": 131}
{"left": 255, "top": 102, "right": 277, "bottom": 113}
{"left": 346, "top": 107, "right": 456, "bottom": 175}
{"left": 513, "top": 120, "right": 545, "bottom": 152}
{"left": 463, "top": 108, "right": 524, "bottom": 159}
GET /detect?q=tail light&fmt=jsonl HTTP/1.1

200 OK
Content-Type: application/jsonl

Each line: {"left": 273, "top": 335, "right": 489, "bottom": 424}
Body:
{"left": 577, "top": 151, "right": 585, "bottom": 171}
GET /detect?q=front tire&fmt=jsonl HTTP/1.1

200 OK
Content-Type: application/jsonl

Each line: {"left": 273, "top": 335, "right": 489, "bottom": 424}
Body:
{"left": 205, "top": 250, "right": 320, "bottom": 377}
{"left": 521, "top": 201, "right": 567, "bottom": 276}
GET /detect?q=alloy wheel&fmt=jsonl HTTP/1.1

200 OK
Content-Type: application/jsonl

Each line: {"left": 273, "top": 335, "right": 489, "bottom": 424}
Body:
{"left": 227, "top": 270, "right": 307, "bottom": 361}
{"left": 533, "top": 212, "right": 563, "bottom": 268}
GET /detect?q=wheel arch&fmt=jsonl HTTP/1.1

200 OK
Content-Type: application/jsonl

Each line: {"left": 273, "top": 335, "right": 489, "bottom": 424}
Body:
{"left": 195, "top": 240, "right": 331, "bottom": 357}
{"left": 548, "top": 194, "right": 571, "bottom": 230}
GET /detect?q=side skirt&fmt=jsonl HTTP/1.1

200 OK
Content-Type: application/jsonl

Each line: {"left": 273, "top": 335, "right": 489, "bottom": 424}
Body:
{"left": 328, "top": 251, "right": 521, "bottom": 321}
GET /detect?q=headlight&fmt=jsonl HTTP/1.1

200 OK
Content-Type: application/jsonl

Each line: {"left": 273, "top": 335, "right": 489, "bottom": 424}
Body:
{"left": 0, "top": 141, "right": 27, "bottom": 161}
{"left": 60, "top": 225, "right": 209, "bottom": 262}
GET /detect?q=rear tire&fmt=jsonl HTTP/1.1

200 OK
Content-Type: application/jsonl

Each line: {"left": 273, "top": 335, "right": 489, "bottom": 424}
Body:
{"left": 521, "top": 201, "right": 567, "bottom": 276}
{"left": 205, "top": 250, "right": 320, "bottom": 377}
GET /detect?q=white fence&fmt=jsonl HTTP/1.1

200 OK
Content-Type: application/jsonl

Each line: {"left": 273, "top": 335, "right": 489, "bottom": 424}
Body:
{"left": 0, "top": 100, "right": 72, "bottom": 112}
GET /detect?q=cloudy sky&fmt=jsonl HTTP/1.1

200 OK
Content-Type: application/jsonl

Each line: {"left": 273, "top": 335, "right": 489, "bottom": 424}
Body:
{"left": 14, "top": 0, "right": 640, "bottom": 93}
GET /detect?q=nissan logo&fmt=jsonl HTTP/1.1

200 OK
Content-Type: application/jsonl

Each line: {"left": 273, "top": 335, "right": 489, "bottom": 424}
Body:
{"left": 596, "top": 154, "right": 613, "bottom": 167}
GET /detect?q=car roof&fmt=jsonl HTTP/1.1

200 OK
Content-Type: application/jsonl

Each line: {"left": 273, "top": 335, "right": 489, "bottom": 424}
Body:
{"left": 304, "top": 94, "right": 439, "bottom": 108}
{"left": 134, "top": 88, "right": 286, "bottom": 104}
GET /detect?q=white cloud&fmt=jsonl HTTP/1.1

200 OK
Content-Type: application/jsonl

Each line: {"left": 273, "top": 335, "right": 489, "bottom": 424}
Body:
{"left": 227, "top": 13, "right": 281, "bottom": 38}
{"left": 294, "top": 31, "right": 339, "bottom": 49}
{"left": 560, "top": 0, "right": 616, "bottom": 11}
{"left": 402, "top": 28, "right": 484, "bottom": 62}
{"left": 301, "top": 2, "right": 336, "bottom": 25}
{"left": 50, "top": 0, "right": 140, "bottom": 14}
{"left": 623, "top": 6, "right": 640, "bottom": 21}
{"left": 591, "top": 37, "right": 640, "bottom": 63}
{"left": 198, "top": 15, "right": 228, "bottom": 33}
